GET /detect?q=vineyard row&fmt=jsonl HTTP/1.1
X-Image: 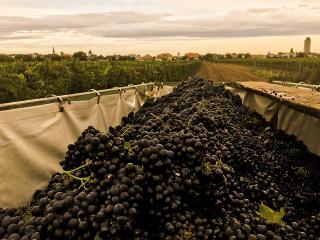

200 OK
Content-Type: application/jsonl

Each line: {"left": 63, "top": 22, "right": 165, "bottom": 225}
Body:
{"left": 0, "top": 60, "right": 201, "bottom": 104}
{"left": 216, "top": 58, "right": 320, "bottom": 84}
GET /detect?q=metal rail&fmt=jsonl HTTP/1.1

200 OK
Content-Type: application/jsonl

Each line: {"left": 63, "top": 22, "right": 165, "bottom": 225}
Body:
{"left": 0, "top": 82, "right": 159, "bottom": 111}
{"left": 272, "top": 81, "right": 320, "bottom": 91}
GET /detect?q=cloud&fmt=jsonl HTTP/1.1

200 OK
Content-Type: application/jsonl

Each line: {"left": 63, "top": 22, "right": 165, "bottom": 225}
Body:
{"left": 0, "top": 12, "right": 168, "bottom": 34}
{"left": 246, "top": 8, "right": 281, "bottom": 13}
{"left": 0, "top": 7, "right": 319, "bottom": 42}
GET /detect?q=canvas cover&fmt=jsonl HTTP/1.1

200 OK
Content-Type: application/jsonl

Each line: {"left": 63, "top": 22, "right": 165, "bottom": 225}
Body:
{"left": 0, "top": 86, "right": 173, "bottom": 208}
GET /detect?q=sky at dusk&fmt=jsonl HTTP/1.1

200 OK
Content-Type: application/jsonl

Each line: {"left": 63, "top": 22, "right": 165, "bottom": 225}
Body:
{"left": 1, "top": 0, "right": 320, "bottom": 55}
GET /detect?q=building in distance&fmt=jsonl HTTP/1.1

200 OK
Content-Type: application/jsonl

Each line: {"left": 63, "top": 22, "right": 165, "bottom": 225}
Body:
{"left": 155, "top": 53, "right": 173, "bottom": 61}
{"left": 137, "top": 54, "right": 154, "bottom": 61}
{"left": 304, "top": 37, "right": 311, "bottom": 56}
{"left": 185, "top": 52, "right": 200, "bottom": 60}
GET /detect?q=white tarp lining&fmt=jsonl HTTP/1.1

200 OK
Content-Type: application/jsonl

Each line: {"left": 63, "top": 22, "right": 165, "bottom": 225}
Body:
{"left": 0, "top": 84, "right": 173, "bottom": 208}
{"left": 229, "top": 86, "right": 320, "bottom": 157}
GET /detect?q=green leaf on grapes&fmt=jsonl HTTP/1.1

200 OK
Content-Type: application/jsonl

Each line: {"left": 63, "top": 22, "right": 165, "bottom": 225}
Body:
{"left": 249, "top": 116, "right": 259, "bottom": 125}
{"left": 256, "top": 203, "right": 286, "bottom": 226}
{"left": 124, "top": 141, "right": 132, "bottom": 150}
{"left": 23, "top": 214, "right": 32, "bottom": 222}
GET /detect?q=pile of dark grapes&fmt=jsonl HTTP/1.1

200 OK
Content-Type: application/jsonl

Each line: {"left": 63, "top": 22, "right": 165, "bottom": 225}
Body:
{"left": 1, "top": 78, "right": 319, "bottom": 240}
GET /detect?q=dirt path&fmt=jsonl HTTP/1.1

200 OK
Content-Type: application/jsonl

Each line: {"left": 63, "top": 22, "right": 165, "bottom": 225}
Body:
{"left": 196, "top": 62, "right": 264, "bottom": 82}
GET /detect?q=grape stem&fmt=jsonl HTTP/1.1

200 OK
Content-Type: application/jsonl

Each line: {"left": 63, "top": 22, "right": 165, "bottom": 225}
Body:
{"left": 63, "top": 163, "right": 92, "bottom": 189}
{"left": 121, "top": 124, "right": 132, "bottom": 137}
{"left": 66, "top": 162, "right": 90, "bottom": 173}
{"left": 150, "top": 113, "right": 171, "bottom": 130}
{"left": 188, "top": 99, "right": 210, "bottom": 126}
{"left": 215, "top": 158, "right": 228, "bottom": 185}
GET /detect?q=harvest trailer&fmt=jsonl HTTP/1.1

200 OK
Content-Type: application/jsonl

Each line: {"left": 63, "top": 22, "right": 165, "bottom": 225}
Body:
{"left": 0, "top": 79, "right": 319, "bottom": 239}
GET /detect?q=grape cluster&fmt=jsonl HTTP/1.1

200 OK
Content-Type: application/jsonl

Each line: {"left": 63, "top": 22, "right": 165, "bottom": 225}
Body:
{"left": 0, "top": 78, "right": 319, "bottom": 240}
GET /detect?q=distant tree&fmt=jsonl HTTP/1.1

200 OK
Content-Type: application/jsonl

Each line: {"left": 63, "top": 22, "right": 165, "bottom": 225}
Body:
{"left": 296, "top": 52, "right": 304, "bottom": 58}
{"left": 237, "top": 54, "right": 244, "bottom": 59}
{"left": 119, "top": 55, "right": 136, "bottom": 61}
{"left": 180, "top": 55, "right": 188, "bottom": 60}
{"left": 96, "top": 55, "right": 106, "bottom": 60}
{"left": 34, "top": 55, "right": 44, "bottom": 61}
{"left": 73, "top": 51, "right": 87, "bottom": 61}
{"left": 0, "top": 55, "right": 14, "bottom": 62}
{"left": 244, "top": 53, "right": 252, "bottom": 59}
{"left": 225, "top": 53, "right": 233, "bottom": 59}
{"left": 14, "top": 54, "right": 34, "bottom": 62}
{"left": 202, "top": 53, "right": 217, "bottom": 61}
{"left": 45, "top": 54, "right": 62, "bottom": 61}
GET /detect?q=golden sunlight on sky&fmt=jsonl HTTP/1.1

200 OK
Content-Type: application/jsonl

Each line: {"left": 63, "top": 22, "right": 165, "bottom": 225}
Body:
{"left": 0, "top": 0, "right": 319, "bottom": 54}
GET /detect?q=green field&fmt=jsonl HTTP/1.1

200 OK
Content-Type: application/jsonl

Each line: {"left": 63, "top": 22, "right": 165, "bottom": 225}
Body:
{"left": 0, "top": 60, "right": 200, "bottom": 104}
{"left": 216, "top": 58, "right": 320, "bottom": 85}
